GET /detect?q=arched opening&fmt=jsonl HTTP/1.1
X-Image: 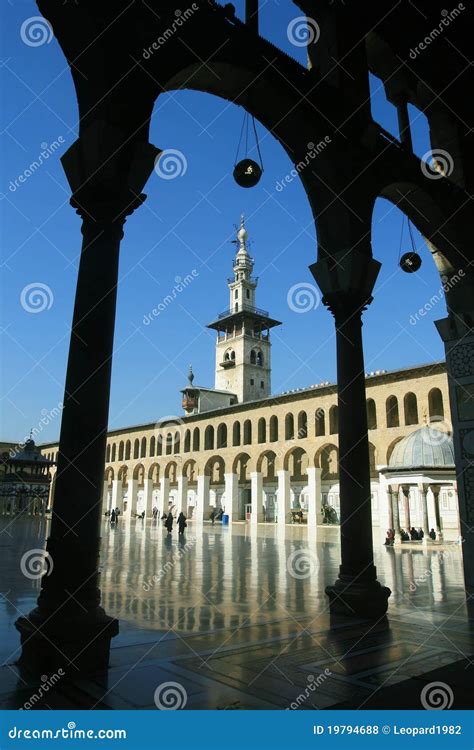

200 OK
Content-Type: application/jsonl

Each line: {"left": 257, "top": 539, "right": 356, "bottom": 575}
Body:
{"left": 184, "top": 429, "right": 191, "bottom": 453}
{"left": 204, "top": 425, "right": 214, "bottom": 451}
{"left": 165, "top": 432, "right": 173, "bottom": 455}
{"left": 386, "top": 396, "right": 399, "bottom": 428}
{"left": 285, "top": 413, "right": 294, "bottom": 440}
{"left": 149, "top": 435, "right": 156, "bottom": 457}
{"left": 192, "top": 427, "right": 200, "bottom": 452}
{"left": 366, "top": 398, "right": 377, "bottom": 430}
{"left": 205, "top": 455, "right": 225, "bottom": 484}
{"left": 283, "top": 446, "right": 308, "bottom": 483}
{"left": 243, "top": 419, "right": 252, "bottom": 445}
{"left": 404, "top": 392, "right": 419, "bottom": 425}
{"left": 164, "top": 461, "right": 178, "bottom": 485}
{"left": 269, "top": 415, "right": 278, "bottom": 442}
{"left": 111, "top": 443, "right": 116, "bottom": 462}
{"left": 315, "top": 408, "right": 325, "bottom": 436}
{"left": 217, "top": 423, "right": 227, "bottom": 448}
{"left": 106, "top": 444, "right": 111, "bottom": 463}
{"left": 258, "top": 417, "right": 266, "bottom": 444}
{"left": 118, "top": 441, "right": 124, "bottom": 462}
{"left": 173, "top": 431, "right": 180, "bottom": 454}
{"left": 232, "top": 421, "right": 241, "bottom": 447}
{"left": 148, "top": 463, "right": 160, "bottom": 485}
{"left": 256, "top": 450, "right": 277, "bottom": 483}
{"left": 182, "top": 459, "right": 197, "bottom": 484}
{"left": 329, "top": 405, "right": 338, "bottom": 434}
{"left": 428, "top": 387, "right": 444, "bottom": 421}
{"left": 140, "top": 437, "right": 147, "bottom": 458}
{"left": 125, "top": 440, "right": 131, "bottom": 460}
{"left": 156, "top": 435, "right": 163, "bottom": 456}
{"left": 133, "top": 463, "right": 145, "bottom": 484}
{"left": 232, "top": 452, "right": 252, "bottom": 483}
{"left": 316, "top": 444, "right": 339, "bottom": 480}
{"left": 297, "top": 410, "right": 307, "bottom": 439}
{"left": 368, "top": 443, "right": 377, "bottom": 477}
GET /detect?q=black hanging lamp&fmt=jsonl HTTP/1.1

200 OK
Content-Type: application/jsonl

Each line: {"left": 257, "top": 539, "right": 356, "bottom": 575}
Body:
{"left": 233, "top": 111, "right": 264, "bottom": 188}
{"left": 399, "top": 216, "right": 422, "bottom": 273}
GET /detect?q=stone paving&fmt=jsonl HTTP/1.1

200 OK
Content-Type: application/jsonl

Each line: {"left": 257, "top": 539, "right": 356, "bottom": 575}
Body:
{"left": 0, "top": 516, "right": 472, "bottom": 709}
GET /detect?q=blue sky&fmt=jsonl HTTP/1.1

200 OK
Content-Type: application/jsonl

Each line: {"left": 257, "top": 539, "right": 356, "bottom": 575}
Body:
{"left": 1, "top": 1, "right": 446, "bottom": 444}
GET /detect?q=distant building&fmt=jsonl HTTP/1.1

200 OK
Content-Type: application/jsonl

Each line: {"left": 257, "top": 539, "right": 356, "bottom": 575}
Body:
{"left": 36, "top": 217, "right": 459, "bottom": 541}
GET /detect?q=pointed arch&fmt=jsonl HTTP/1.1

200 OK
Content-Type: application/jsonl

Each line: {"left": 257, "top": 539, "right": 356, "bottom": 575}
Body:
{"left": 258, "top": 417, "right": 266, "bottom": 444}
{"left": 149, "top": 435, "right": 156, "bottom": 457}
{"left": 315, "top": 443, "right": 339, "bottom": 480}
{"left": 133, "top": 439, "right": 139, "bottom": 459}
{"left": 118, "top": 441, "right": 124, "bottom": 462}
{"left": 111, "top": 443, "right": 117, "bottom": 462}
{"left": 329, "top": 405, "right": 338, "bottom": 434}
{"left": 192, "top": 427, "right": 200, "bottom": 451}
{"left": 140, "top": 437, "right": 147, "bottom": 458}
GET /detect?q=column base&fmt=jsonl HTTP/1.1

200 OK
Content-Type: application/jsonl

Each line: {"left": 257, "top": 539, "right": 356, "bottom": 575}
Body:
{"left": 15, "top": 607, "right": 119, "bottom": 678}
{"left": 326, "top": 577, "right": 391, "bottom": 619}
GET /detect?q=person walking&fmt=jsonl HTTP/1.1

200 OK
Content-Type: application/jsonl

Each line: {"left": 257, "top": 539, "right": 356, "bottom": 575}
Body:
{"left": 165, "top": 512, "right": 174, "bottom": 535}
{"left": 177, "top": 512, "right": 187, "bottom": 535}
{"left": 110, "top": 508, "right": 116, "bottom": 524}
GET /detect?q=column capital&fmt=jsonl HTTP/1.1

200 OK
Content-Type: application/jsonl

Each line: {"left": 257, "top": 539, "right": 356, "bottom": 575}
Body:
{"left": 309, "top": 250, "right": 381, "bottom": 323}
{"left": 61, "top": 125, "right": 159, "bottom": 227}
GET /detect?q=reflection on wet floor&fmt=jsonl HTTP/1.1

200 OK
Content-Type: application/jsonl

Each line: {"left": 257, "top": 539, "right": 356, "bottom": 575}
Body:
{"left": 0, "top": 517, "right": 472, "bottom": 709}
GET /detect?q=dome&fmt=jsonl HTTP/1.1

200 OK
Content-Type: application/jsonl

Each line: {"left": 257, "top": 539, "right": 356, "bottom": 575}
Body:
{"left": 389, "top": 425, "right": 455, "bottom": 469}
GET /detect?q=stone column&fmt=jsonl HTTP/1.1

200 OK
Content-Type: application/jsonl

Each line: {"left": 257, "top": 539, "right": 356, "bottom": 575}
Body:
{"left": 15, "top": 130, "right": 158, "bottom": 675}
{"left": 435, "top": 314, "right": 474, "bottom": 590}
{"left": 224, "top": 472, "right": 238, "bottom": 523}
{"left": 277, "top": 469, "right": 290, "bottom": 528}
{"left": 306, "top": 467, "right": 321, "bottom": 530}
{"left": 160, "top": 477, "right": 170, "bottom": 517}
{"left": 111, "top": 479, "right": 120, "bottom": 513}
{"left": 143, "top": 478, "right": 153, "bottom": 518}
{"left": 127, "top": 479, "right": 138, "bottom": 518}
{"left": 401, "top": 485, "right": 411, "bottom": 532}
{"left": 195, "top": 474, "right": 210, "bottom": 523}
{"left": 389, "top": 485, "right": 401, "bottom": 537}
{"left": 176, "top": 474, "right": 188, "bottom": 516}
{"left": 250, "top": 471, "right": 263, "bottom": 526}
{"left": 431, "top": 485, "right": 444, "bottom": 542}
{"left": 102, "top": 481, "right": 109, "bottom": 515}
{"left": 310, "top": 251, "right": 390, "bottom": 617}
{"left": 418, "top": 483, "right": 430, "bottom": 543}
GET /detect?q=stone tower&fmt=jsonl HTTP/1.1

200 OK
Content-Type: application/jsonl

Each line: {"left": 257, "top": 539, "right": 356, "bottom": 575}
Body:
{"left": 207, "top": 215, "right": 281, "bottom": 403}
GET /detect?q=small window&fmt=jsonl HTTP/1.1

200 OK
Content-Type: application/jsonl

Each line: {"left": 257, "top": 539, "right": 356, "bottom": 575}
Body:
{"left": 260, "top": 381, "right": 264, "bottom": 388}
{"left": 246, "top": 289, "right": 250, "bottom": 298}
{"left": 235, "top": 290, "right": 238, "bottom": 298}
{"left": 250, "top": 378, "right": 254, "bottom": 385}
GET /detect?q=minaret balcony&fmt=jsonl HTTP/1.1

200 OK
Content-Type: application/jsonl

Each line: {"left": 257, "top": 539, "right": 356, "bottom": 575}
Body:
{"left": 220, "top": 359, "right": 236, "bottom": 369}
{"left": 217, "top": 304, "right": 269, "bottom": 319}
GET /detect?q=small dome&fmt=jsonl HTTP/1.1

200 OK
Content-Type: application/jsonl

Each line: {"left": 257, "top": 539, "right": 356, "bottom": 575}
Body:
{"left": 389, "top": 425, "right": 454, "bottom": 469}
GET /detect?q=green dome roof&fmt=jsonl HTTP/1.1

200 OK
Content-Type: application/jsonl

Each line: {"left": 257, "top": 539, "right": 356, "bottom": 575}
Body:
{"left": 389, "top": 425, "right": 454, "bottom": 469}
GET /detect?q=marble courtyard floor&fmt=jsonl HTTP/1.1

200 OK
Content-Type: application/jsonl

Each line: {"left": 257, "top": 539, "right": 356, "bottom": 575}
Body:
{"left": 0, "top": 516, "right": 472, "bottom": 710}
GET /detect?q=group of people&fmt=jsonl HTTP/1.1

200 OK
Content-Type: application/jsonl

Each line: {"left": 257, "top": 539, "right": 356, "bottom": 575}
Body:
{"left": 160, "top": 510, "right": 187, "bottom": 536}
{"left": 109, "top": 507, "right": 121, "bottom": 524}
{"left": 385, "top": 526, "right": 437, "bottom": 545}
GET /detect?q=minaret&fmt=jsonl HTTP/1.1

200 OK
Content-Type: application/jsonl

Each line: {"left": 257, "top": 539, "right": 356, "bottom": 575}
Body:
{"left": 207, "top": 215, "right": 281, "bottom": 402}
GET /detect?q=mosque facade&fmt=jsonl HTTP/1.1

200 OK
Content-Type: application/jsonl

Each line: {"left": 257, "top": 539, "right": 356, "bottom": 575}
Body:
{"left": 37, "top": 218, "right": 459, "bottom": 542}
